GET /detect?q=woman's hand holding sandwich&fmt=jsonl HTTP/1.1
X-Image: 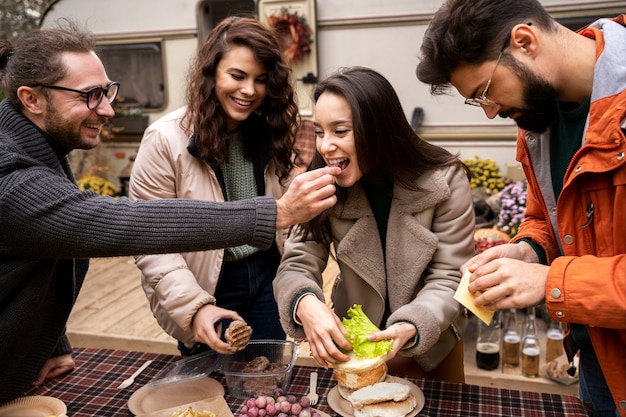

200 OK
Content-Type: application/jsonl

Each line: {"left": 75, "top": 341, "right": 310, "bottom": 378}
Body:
{"left": 296, "top": 294, "right": 353, "bottom": 368}
{"left": 297, "top": 301, "right": 403, "bottom": 369}
{"left": 367, "top": 322, "right": 417, "bottom": 360}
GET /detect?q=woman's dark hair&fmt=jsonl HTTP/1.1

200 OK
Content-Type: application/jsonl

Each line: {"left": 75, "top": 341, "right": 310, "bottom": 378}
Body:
{"left": 299, "top": 66, "right": 465, "bottom": 246}
{"left": 183, "top": 16, "right": 298, "bottom": 183}
{"left": 0, "top": 19, "right": 95, "bottom": 111}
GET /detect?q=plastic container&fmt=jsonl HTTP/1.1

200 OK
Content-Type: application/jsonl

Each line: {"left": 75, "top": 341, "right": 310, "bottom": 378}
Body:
{"left": 149, "top": 350, "right": 221, "bottom": 387}
{"left": 221, "top": 340, "right": 298, "bottom": 399}
{"left": 147, "top": 340, "right": 298, "bottom": 398}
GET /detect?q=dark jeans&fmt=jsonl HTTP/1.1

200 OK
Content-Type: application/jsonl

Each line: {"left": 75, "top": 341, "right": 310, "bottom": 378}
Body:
{"left": 179, "top": 244, "right": 285, "bottom": 356}
{"left": 579, "top": 344, "right": 620, "bottom": 417}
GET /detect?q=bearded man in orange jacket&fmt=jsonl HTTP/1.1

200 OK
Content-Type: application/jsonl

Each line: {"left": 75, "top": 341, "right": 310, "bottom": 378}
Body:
{"left": 417, "top": 1, "right": 626, "bottom": 416}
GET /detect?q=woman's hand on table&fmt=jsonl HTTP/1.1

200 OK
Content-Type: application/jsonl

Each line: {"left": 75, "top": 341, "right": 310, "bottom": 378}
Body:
{"left": 34, "top": 353, "right": 75, "bottom": 386}
{"left": 191, "top": 304, "right": 242, "bottom": 354}
{"left": 296, "top": 294, "right": 352, "bottom": 368}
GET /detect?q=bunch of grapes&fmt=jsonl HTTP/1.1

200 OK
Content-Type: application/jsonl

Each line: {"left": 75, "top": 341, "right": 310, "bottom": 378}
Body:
{"left": 474, "top": 237, "right": 507, "bottom": 254}
{"left": 238, "top": 388, "right": 322, "bottom": 417}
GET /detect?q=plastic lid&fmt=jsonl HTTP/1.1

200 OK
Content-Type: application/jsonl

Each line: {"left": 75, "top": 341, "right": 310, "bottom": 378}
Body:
{"left": 149, "top": 350, "right": 224, "bottom": 387}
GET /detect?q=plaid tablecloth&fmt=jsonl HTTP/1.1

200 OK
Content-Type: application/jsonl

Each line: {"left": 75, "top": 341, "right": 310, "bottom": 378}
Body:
{"left": 24, "top": 347, "right": 589, "bottom": 417}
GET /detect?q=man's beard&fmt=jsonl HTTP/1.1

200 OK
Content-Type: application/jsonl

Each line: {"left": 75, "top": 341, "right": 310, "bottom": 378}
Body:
{"left": 44, "top": 102, "right": 96, "bottom": 150}
{"left": 499, "top": 58, "right": 559, "bottom": 133}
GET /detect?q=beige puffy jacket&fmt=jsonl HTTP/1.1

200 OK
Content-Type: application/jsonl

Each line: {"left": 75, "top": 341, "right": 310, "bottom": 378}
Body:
{"left": 129, "top": 107, "right": 289, "bottom": 347}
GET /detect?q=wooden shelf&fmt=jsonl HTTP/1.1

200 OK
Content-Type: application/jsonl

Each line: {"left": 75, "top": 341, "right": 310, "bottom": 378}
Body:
{"left": 462, "top": 314, "right": 578, "bottom": 396}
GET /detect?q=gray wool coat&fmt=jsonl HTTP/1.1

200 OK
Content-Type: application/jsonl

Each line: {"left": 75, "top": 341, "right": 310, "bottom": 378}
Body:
{"left": 274, "top": 163, "right": 476, "bottom": 371}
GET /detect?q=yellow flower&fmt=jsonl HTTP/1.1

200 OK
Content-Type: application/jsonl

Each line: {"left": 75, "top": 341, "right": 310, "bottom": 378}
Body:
{"left": 463, "top": 155, "right": 505, "bottom": 193}
{"left": 77, "top": 175, "right": 118, "bottom": 197}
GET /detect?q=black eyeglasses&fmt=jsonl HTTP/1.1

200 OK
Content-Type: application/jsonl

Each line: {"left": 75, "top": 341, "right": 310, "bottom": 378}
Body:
{"left": 32, "top": 82, "right": 120, "bottom": 110}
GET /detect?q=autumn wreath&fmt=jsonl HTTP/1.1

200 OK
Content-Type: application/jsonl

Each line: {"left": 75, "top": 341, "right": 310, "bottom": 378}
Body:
{"left": 268, "top": 7, "right": 313, "bottom": 64}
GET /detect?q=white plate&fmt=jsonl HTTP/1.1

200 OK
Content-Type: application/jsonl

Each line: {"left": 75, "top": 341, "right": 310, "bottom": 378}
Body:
{"left": 327, "top": 376, "right": 425, "bottom": 417}
{"left": 128, "top": 377, "right": 225, "bottom": 416}
{"left": 0, "top": 395, "right": 67, "bottom": 417}
{"left": 136, "top": 395, "right": 233, "bottom": 417}
{"left": 313, "top": 409, "right": 332, "bottom": 417}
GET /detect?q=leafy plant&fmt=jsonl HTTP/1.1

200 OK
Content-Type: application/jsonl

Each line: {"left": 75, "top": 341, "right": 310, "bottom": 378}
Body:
{"left": 114, "top": 107, "right": 144, "bottom": 117}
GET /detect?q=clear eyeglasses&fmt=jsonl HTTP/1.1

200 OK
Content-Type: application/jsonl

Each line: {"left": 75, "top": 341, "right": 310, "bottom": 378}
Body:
{"left": 464, "top": 51, "right": 503, "bottom": 107}
{"left": 32, "top": 82, "right": 120, "bottom": 110}
{"left": 464, "top": 23, "right": 533, "bottom": 107}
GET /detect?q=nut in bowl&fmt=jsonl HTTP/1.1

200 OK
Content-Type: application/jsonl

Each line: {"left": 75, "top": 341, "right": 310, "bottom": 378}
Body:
{"left": 221, "top": 340, "right": 298, "bottom": 399}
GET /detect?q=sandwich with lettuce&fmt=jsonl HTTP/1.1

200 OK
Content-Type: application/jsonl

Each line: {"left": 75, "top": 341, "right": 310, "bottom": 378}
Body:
{"left": 333, "top": 304, "right": 392, "bottom": 390}
{"left": 333, "top": 305, "right": 419, "bottom": 417}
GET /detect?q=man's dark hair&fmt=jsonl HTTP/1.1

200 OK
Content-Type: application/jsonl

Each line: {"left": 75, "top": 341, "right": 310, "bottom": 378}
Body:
{"left": 0, "top": 19, "right": 95, "bottom": 110}
{"left": 416, "top": 0, "right": 555, "bottom": 95}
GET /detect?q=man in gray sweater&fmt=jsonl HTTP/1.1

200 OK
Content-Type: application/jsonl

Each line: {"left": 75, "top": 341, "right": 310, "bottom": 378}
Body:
{"left": 0, "top": 23, "right": 338, "bottom": 404}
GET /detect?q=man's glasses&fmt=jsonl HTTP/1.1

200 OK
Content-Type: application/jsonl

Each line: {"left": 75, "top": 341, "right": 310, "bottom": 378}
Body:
{"left": 465, "top": 23, "right": 531, "bottom": 107}
{"left": 32, "top": 82, "right": 120, "bottom": 110}
{"left": 464, "top": 51, "right": 503, "bottom": 107}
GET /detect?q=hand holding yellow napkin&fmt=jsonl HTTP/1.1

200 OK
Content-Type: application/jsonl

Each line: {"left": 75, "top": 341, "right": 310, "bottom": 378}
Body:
{"left": 454, "top": 269, "right": 495, "bottom": 325}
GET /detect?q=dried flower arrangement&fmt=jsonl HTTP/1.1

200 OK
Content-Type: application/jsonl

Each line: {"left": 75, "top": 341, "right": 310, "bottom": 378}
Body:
{"left": 267, "top": 7, "right": 313, "bottom": 64}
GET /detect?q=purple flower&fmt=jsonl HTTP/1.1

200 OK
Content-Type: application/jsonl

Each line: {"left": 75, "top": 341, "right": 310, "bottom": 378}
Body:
{"left": 497, "top": 181, "right": 528, "bottom": 237}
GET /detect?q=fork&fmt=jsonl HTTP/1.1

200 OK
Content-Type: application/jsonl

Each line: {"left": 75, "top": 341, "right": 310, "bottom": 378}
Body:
{"left": 306, "top": 371, "right": 319, "bottom": 406}
{"left": 117, "top": 359, "right": 153, "bottom": 389}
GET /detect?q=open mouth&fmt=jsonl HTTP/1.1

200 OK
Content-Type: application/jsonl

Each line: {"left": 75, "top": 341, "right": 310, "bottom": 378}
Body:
{"left": 232, "top": 97, "right": 252, "bottom": 107}
{"left": 83, "top": 122, "right": 102, "bottom": 131}
{"left": 328, "top": 158, "right": 350, "bottom": 171}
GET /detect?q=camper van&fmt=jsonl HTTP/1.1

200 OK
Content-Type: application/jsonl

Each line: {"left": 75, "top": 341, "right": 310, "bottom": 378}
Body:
{"left": 41, "top": 0, "right": 625, "bottom": 190}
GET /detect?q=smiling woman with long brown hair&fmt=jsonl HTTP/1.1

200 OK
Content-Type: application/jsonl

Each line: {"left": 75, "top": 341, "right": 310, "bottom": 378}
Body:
{"left": 129, "top": 16, "right": 333, "bottom": 356}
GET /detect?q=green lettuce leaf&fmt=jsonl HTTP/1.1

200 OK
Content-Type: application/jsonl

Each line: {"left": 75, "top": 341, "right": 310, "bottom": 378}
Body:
{"left": 341, "top": 304, "right": 393, "bottom": 358}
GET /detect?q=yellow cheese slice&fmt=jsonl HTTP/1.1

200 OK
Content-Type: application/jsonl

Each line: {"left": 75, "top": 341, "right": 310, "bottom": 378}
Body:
{"left": 454, "top": 269, "right": 495, "bottom": 325}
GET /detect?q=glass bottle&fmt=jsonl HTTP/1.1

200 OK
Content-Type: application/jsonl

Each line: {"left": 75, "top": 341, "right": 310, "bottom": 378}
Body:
{"left": 545, "top": 318, "right": 565, "bottom": 363}
{"left": 502, "top": 309, "right": 521, "bottom": 367}
{"left": 475, "top": 311, "right": 501, "bottom": 371}
{"left": 521, "top": 307, "right": 540, "bottom": 378}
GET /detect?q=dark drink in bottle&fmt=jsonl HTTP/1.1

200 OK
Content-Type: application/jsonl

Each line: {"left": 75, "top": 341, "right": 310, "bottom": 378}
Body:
{"left": 476, "top": 341, "right": 500, "bottom": 370}
{"left": 475, "top": 312, "right": 502, "bottom": 371}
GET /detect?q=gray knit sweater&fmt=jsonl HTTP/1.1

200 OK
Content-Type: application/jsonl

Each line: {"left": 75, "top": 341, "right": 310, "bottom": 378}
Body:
{"left": 0, "top": 99, "right": 276, "bottom": 404}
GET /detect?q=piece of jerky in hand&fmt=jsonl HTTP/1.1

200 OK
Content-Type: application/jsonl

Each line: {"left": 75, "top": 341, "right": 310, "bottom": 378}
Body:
{"left": 225, "top": 320, "right": 252, "bottom": 351}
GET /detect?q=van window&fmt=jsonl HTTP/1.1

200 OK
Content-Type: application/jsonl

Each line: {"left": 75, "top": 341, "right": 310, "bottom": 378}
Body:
{"left": 197, "top": 0, "right": 255, "bottom": 42}
{"left": 98, "top": 42, "right": 165, "bottom": 111}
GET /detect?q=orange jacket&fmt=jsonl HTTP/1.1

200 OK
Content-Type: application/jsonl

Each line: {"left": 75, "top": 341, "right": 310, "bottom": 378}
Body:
{"left": 513, "top": 15, "right": 626, "bottom": 414}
